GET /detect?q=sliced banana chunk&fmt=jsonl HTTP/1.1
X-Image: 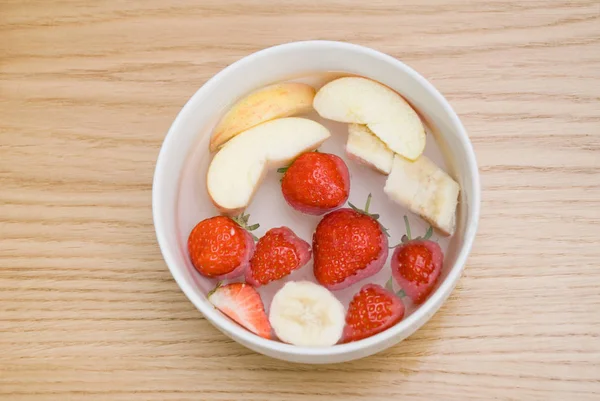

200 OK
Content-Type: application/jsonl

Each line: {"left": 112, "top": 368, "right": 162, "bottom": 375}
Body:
{"left": 384, "top": 154, "right": 460, "bottom": 236}
{"left": 346, "top": 124, "right": 394, "bottom": 174}
{"left": 269, "top": 281, "right": 345, "bottom": 347}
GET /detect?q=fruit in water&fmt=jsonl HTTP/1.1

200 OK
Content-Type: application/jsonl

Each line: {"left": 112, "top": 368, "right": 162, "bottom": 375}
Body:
{"left": 342, "top": 284, "right": 405, "bottom": 343}
{"left": 346, "top": 124, "right": 394, "bottom": 175}
{"left": 210, "top": 83, "right": 316, "bottom": 151}
{"left": 208, "top": 282, "right": 272, "bottom": 339}
{"left": 246, "top": 227, "right": 311, "bottom": 287}
{"left": 207, "top": 117, "right": 331, "bottom": 214}
{"left": 269, "top": 281, "right": 346, "bottom": 346}
{"left": 390, "top": 216, "right": 444, "bottom": 304}
{"left": 384, "top": 154, "right": 460, "bottom": 236}
{"left": 187, "top": 214, "right": 258, "bottom": 279}
{"left": 313, "top": 194, "right": 389, "bottom": 291}
{"left": 313, "top": 77, "right": 426, "bottom": 160}
{"left": 280, "top": 152, "right": 350, "bottom": 215}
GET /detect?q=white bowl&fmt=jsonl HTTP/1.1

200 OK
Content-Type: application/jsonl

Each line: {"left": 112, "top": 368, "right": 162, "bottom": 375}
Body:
{"left": 152, "top": 41, "right": 480, "bottom": 364}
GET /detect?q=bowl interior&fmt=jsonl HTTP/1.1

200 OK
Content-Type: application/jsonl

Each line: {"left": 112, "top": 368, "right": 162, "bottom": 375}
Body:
{"left": 153, "top": 41, "right": 478, "bottom": 360}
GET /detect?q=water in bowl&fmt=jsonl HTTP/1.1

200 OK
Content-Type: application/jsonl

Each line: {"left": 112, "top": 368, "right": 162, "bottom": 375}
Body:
{"left": 176, "top": 72, "right": 455, "bottom": 332}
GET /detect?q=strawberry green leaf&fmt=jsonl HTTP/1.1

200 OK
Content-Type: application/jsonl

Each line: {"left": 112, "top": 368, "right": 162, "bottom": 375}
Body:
{"left": 277, "top": 166, "right": 289, "bottom": 174}
{"left": 379, "top": 222, "right": 391, "bottom": 238}
{"left": 350, "top": 195, "right": 389, "bottom": 236}
{"left": 348, "top": 202, "right": 361, "bottom": 213}
{"left": 396, "top": 289, "right": 406, "bottom": 298}
{"left": 232, "top": 213, "right": 260, "bottom": 241}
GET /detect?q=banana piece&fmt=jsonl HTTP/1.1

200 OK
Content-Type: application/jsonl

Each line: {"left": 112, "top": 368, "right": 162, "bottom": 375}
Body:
{"left": 346, "top": 124, "right": 394, "bottom": 174}
{"left": 269, "top": 281, "right": 345, "bottom": 347}
{"left": 384, "top": 154, "right": 460, "bottom": 236}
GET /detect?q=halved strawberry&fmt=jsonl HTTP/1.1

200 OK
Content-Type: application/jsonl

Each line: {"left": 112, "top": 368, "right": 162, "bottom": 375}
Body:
{"left": 390, "top": 216, "right": 443, "bottom": 304}
{"left": 246, "top": 227, "right": 311, "bottom": 286}
{"left": 207, "top": 282, "right": 272, "bottom": 339}
{"left": 343, "top": 284, "right": 405, "bottom": 343}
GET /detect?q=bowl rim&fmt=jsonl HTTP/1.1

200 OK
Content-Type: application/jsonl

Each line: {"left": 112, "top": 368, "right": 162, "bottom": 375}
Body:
{"left": 153, "top": 40, "right": 481, "bottom": 358}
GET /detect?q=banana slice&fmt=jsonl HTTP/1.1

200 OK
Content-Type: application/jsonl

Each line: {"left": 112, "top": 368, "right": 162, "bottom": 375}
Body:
{"left": 384, "top": 154, "right": 460, "bottom": 236}
{"left": 346, "top": 124, "right": 394, "bottom": 174}
{"left": 269, "top": 281, "right": 345, "bottom": 347}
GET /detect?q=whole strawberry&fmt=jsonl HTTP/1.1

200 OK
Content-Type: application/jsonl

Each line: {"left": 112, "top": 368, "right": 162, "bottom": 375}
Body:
{"left": 246, "top": 227, "right": 311, "bottom": 287}
{"left": 391, "top": 216, "right": 443, "bottom": 304}
{"left": 208, "top": 282, "right": 272, "bottom": 339}
{"left": 343, "top": 284, "right": 405, "bottom": 343}
{"left": 280, "top": 151, "right": 350, "bottom": 215}
{"left": 187, "top": 213, "right": 258, "bottom": 279}
{"left": 313, "top": 194, "right": 389, "bottom": 290}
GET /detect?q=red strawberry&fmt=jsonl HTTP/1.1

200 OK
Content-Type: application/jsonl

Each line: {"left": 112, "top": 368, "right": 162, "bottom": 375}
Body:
{"left": 280, "top": 151, "right": 350, "bottom": 215}
{"left": 208, "top": 282, "right": 272, "bottom": 339}
{"left": 246, "top": 227, "right": 312, "bottom": 286}
{"left": 187, "top": 213, "right": 258, "bottom": 279}
{"left": 391, "top": 216, "right": 443, "bottom": 304}
{"left": 313, "top": 194, "right": 389, "bottom": 290}
{"left": 343, "top": 284, "right": 405, "bottom": 343}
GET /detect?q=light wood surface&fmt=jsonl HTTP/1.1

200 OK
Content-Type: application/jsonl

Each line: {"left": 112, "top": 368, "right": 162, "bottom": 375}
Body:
{"left": 1, "top": 1, "right": 599, "bottom": 400}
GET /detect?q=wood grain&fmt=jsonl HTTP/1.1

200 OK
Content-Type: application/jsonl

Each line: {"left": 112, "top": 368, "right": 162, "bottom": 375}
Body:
{"left": 1, "top": 0, "right": 599, "bottom": 399}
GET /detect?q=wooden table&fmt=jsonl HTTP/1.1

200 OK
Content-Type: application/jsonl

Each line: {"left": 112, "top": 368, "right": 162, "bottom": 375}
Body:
{"left": 1, "top": 1, "right": 599, "bottom": 400}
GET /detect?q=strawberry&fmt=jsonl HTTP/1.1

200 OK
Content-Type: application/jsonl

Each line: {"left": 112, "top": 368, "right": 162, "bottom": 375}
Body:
{"left": 187, "top": 213, "right": 259, "bottom": 279}
{"left": 246, "top": 227, "right": 312, "bottom": 286}
{"left": 280, "top": 151, "right": 350, "bottom": 215}
{"left": 390, "top": 216, "right": 443, "bottom": 304}
{"left": 342, "top": 284, "right": 405, "bottom": 343}
{"left": 313, "top": 194, "right": 389, "bottom": 290}
{"left": 208, "top": 282, "right": 272, "bottom": 339}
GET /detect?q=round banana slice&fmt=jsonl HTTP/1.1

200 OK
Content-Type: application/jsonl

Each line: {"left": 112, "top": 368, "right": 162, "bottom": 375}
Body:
{"left": 269, "top": 281, "right": 346, "bottom": 347}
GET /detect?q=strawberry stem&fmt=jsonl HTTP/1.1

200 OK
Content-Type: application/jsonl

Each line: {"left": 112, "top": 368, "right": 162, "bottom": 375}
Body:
{"left": 385, "top": 277, "right": 407, "bottom": 298}
{"left": 403, "top": 215, "right": 412, "bottom": 241}
{"left": 364, "top": 193, "right": 372, "bottom": 214}
{"left": 385, "top": 277, "right": 394, "bottom": 293}
{"left": 389, "top": 216, "right": 434, "bottom": 248}
{"left": 207, "top": 281, "right": 223, "bottom": 298}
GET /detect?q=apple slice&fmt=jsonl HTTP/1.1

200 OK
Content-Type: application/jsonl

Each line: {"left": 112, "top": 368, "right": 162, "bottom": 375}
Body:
{"left": 207, "top": 117, "right": 331, "bottom": 214}
{"left": 384, "top": 154, "right": 460, "bottom": 236}
{"left": 210, "top": 83, "right": 316, "bottom": 152}
{"left": 313, "top": 77, "right": 426, "bottom": 160}
{"left": 346, "top": 124, "right": 394, "bottom": 174}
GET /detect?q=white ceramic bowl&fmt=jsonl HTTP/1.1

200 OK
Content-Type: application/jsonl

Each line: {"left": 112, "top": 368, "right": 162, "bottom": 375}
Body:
{"left": 153, "top": 41, "right": 480, "bottom": 364}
